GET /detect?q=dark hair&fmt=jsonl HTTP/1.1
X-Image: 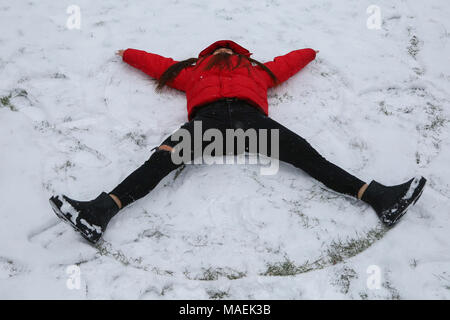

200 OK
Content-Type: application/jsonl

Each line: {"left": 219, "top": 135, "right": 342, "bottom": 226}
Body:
{"left": 156, "top": 51, "right": 279, "bottom": 91}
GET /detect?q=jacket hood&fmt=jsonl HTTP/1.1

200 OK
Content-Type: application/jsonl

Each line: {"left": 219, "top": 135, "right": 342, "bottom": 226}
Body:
{"left": 198, "top": 40, "right": 252, "bottom": 58}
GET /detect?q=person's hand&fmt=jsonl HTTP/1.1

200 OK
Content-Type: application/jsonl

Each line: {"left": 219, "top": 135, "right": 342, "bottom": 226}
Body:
{"left": 116, "top": 49, "right": 125, "bottom": 57}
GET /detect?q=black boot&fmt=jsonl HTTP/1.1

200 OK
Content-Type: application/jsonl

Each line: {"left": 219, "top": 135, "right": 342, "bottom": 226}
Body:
{"left": 361, "top": 176, "right": 426, "bottom": 227}
{"left": 49, "top": 192, "right": 120, "bottom": 243}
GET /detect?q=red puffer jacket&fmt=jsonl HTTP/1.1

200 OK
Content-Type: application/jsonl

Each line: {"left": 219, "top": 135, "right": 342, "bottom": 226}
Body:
{"left": 123, "top": 40, "right": 316, "bottom": 120}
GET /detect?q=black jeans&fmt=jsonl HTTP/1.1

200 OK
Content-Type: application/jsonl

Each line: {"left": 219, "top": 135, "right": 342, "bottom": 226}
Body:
{"left": 111, "top": 98, "right": 366, "bottom": 207}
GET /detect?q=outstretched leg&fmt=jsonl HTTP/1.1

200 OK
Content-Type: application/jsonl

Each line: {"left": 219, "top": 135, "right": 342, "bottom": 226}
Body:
{"left": 49, "top": 146, "right": 180, "bottom": 244}
{"left": 109, "top": 145, "right": 176, "bottom": 208}
{"left": 109, "top": 147, "right": 181, "bottom": 208}
{"left": 245, "top": 112, "right": 426, "bottom": 226}
{"left": 109, "top": 110, "right": 229, "bottom": 209}
{"left": 248, "top": 114, "right": 367, "bottom": 198}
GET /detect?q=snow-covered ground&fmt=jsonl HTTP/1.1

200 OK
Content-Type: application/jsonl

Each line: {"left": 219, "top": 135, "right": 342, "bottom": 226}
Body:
{"left": 1, "top": 0, "right": 449, "bottom": 299}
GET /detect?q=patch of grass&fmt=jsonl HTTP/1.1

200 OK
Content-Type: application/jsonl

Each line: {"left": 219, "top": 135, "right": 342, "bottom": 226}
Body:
{"left": 55, "top": 160, "right": 75, "bottom": 173}
{"left": 262, "top": 258, "right": 324, "bottom": 276}
{"left": 97, "top": 243, "right": 173, "bottom": 274}
{"left": 409, "top": 86, "right": 426, "bottom": 97}
{"left": 207, "top": 289, "right": 230, "bottom": 300}
{"left": 225, "top": 270, "right": 247, "bottom": 280}
{"left": 408, "top": 35, "right": 420, "bottom": 58}
{"left": 261, "top": 226, "right": 387, "bottom": 277}
{"left": 326, "top": 227, "right": 387, "bottom": 265}
{"left": 262, "top": 258, "right": 298, "bottom": 276}
{"left": 412, "top": 67, "right": 424, "bottom": 76}
{"left": 185, "top": 267, "right": 246, "bottom": 281}
{"left": 268, "top": 92, "right": 294, "bottom": 106}
{"left": 359, "top": 292, "right": 369, "bottom": 300}
{"left": 332, "top": 266, "right": 358, "bottom": 294}
{"left": 140, "top": 229, "right": 167, "bottom": 240}
{"left": 12, "top": 88, "right": 28, "bottom": 98}
{"left": 0, "top": 88, "right": 29, "bottom": 111}
{"left": 415, "top": 101, "right": 446, "bottom": 153}
{"left": 74, "top": 258, "right": 94, "bottom": 266}
{"left": 399, "top": 106, "right": 414, "bottom": 114}
{"left": 200, "top": 268, "right": 220, "bottom": 281}
{"left": 53, "top": 72, "right": 67, "bottom": 79}
{"left": 0, "top": 94, "right": 17, "bottom": 111}
{"left": 0, "top": 95, "right": 10, "bottom": 106}
{"left": 95, "top": 241, "right": 144, "bottom": 268}
{"left": 160, "top": 284, "right": 173, "bottom": 296}
{"left": 296, "top": 209, "right": 319, "bottom": 228}
{"left": 124, "top": 132, "right": 147, "bottom": 147}
{"left": 173, "top": 165, "right": 186, "bottom": 181}
{"left": 378, "top": 101, "right": 392, "bottom": 116}
{"left": 424, "top": 115, "right": 447, "bottom": 131}
{"left": 425, "top": 102, "right": 442, "bottom": 115}
{"left": 0, "top": 257, "right": 23, "bottom": 277}
{"left": 383, "top": 279, "right": 401, "bottom": 300}
{"left": 415, "top": 151, "right": 421, "bottom": 164}
{"left": 349, "top": 139, "right": 368, "bottom": 151}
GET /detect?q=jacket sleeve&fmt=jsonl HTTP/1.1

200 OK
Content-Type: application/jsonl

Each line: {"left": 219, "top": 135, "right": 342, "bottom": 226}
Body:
{"left": 262, "top": 48, "right": 316, "bottom": 88}
{"left": 122, "top": 48, "right": 190, "bottom": 92}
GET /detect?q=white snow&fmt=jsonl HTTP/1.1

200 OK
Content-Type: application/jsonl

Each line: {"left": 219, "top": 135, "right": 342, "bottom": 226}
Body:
{"left": 79, "top": 219, "right": 101, "bottom": 234}
{"left": 402, "top": 176, "right": 421, "bottom": 200}
{"left": 58, "top": 195, "right": 79, "bottom": 226}
{"left": 0, "top": 0, "right": 449, "bottom": 299}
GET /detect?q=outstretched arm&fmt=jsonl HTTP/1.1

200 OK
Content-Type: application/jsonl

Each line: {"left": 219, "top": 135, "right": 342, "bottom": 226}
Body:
{"left": 261, "top": 48, "right": 318, "bottom": 88}
{"left": 116, "top": 49, "right": 189, "bottom": 91}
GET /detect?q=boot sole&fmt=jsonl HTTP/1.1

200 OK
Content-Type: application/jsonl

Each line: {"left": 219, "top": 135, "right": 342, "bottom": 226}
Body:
{"left": 49, "top": 197, "right": 99, "bottom": 244}
{"left": 384, "top": 177, "right": 427, "bottom": 227}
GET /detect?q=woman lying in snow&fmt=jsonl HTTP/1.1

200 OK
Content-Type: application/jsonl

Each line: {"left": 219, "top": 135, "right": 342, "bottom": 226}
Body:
{"left": 49, "top": 40, "right": 426, "bottom": 244}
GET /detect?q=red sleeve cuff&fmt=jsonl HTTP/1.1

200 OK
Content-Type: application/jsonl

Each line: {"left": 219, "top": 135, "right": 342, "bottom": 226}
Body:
{"left": 305, "top": 48, "right": 316, "bottom": 60}
{"left": 122, "top": 48, "right": 134, "bottom": 62}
